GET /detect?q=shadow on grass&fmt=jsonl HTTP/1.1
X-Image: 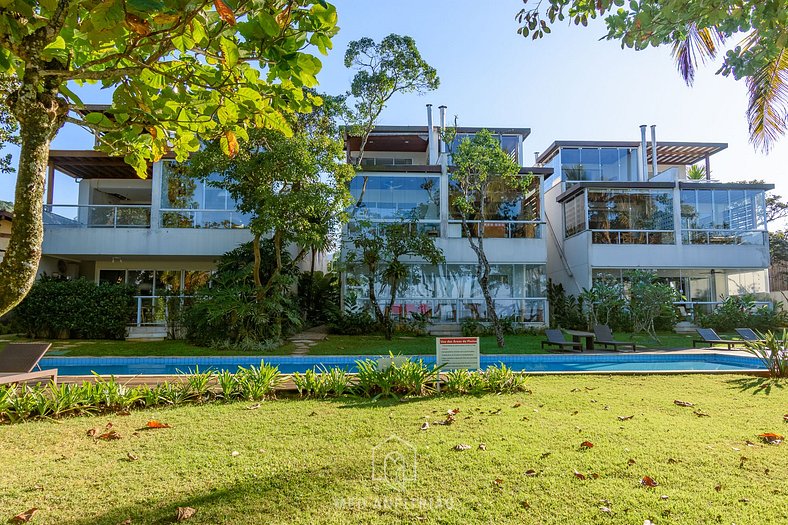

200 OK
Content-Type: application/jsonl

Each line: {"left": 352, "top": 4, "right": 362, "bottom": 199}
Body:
{"left": 61, "top": 465, "right": 370, "bottom": 525}
{"left": 725, "top": 376, "right": 785, "bottom": 395}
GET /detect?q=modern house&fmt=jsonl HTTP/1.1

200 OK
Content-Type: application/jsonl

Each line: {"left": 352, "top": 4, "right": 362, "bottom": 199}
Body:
{"left": 539, "top": 126, "right": 773, "bottom": 313}
{"left": 341, "top": 105, "right": 553, "bottom": 328}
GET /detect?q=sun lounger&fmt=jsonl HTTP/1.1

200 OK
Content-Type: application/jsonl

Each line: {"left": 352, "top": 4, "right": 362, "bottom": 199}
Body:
{"left": 0, "top": 343, "right": 57, "bottom": 386}
{"left": 541, "top": 329, "right": 582, "bottom": 352}
{"left": 593, "top": 325, "right": 636, "bottom": 352}
{"left": 734, "top": 328, "right": 765, "bottom": 343}
{"left": 692, "top": 328, "right": 742, "bottom": 350}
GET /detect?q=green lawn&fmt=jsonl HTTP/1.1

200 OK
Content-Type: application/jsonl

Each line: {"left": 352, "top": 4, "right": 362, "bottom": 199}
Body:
{"left": 0, "top": 375, "right": 785, "bottom": 524}
{"left": 2, "top": 331, "right": 711, "bottom": 357}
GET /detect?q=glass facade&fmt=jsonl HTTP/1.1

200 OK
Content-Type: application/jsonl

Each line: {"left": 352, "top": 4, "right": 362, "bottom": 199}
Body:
{"left": 349, "top": 174, "right": 440, "bottom": 221}
{"left": 345, "top": 263, "right": 547, "bottom": 323}
{"left": 587, "top": 189, "right": 674, "bottom": 244}
{"left": 561, "top": 147, "right": 639, "bottom": 182}
{"left": 160, "top": 161, "right": 251, "bottom": 228}
{"left": 449, "top": 133, "right": 520, "bottom": 164}
{"left": 563, "top": 193, "right": 586, "bottom": 238}
{"left": 680, "top": 188, "right": 767, "bottom": 244}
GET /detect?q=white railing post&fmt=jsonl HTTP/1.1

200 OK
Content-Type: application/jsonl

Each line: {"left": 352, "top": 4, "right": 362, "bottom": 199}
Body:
{"left": 136, "top": 297, "right": 142, "bottom": 327}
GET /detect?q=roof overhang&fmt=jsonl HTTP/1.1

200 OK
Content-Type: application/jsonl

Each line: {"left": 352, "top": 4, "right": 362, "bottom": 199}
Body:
{"left": 49, "top": 150, "right": 162, "bottom": 180}
{"left": 556, "top": 181, "right": 675, "bottom": 203}
{"left": 679, "top": 181, "right": 775, "bottom": 191}
{"left": 537, "top": 141, "right": 728, "bottom": 165}
{"left": 0, "top": 210, "right": 11, "bottom": 221}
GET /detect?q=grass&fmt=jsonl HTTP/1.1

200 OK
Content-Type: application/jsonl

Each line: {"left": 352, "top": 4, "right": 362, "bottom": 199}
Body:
{"left": 0, "top": 374, "right": 785, "bottom": 524}
{"left": 2, "top": 331, "right": 710, "bottom": 357}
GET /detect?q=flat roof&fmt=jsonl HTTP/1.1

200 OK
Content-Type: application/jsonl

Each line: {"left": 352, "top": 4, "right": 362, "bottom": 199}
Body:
{"left": 345, "top": 126, "right": 531, "bottom": 153}
{"left": 537, "top": 141, "right": 728, "bottom": 165}
{"left": 556, "top": 180, "right": 775, "bottom": 203}
{"left": 49, "top": 150, "right": 164, "bottom": 180}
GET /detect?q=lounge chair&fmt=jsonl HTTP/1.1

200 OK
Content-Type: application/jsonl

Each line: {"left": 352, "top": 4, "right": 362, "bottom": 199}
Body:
{"left": 0, "top": 343, "right": 57, "bottom": 386}
{"left": 734, "top": 328, "right": 765, "bottom": 343}
{"left": 692, "top": 328, "right": 742, "bottom": 350}
{"left": 541, "top": 329, "right": 582, "bottom": 352}
{"left": 593, "top": 325, "right": 636, "bottom": 352}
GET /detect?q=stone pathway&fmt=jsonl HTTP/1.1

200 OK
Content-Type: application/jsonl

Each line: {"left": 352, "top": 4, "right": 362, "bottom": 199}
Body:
{"left": 288, "top": 325, "right": 328, "bottom": 355}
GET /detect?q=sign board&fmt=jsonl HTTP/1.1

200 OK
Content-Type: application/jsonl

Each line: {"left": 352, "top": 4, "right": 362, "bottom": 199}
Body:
{"left": 436, "top": 337, "right": 480, "bottom": 370}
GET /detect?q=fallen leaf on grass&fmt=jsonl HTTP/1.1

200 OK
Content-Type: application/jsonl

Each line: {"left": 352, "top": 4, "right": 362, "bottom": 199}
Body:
{"left": 618, "top": 415, "right": 634, "bottom": 421}
{"left": 540, "top": 451, "right": 551, "bottom": 459}
{"left": 176, "top": 506, "right": 197, "bottom": 521}
{"left": 600, "top": 506, "right": 611, "bottom": 514}
{"left": 144, "top": 420, "right": 171, "bottom": 429}
{"left": 524, "top": 469, "right": 538, "bottom": 477}
{"left": 247, "top": 403, "right": 262, "bottom": 410}
{"left": 573, "top": 471, "right": 586, "bottom": 480}
{"left": 447, "top": 408, "right": 460, "bottom": 416}
{"left": 667, "top": 458, "right": 678, "bottom": 464}
{"left": 420, "top": 422, "right": 429, "bottom": 431}
{"left": 478, "top": 443, "right": 487, "bottom": 451}
{"left": 116, "top": 410, "right": 131, "bottom": 416}
{"left": 492, "top": 478, "right": 504, "bottom": 488}
{"left": 660, "top": 495, "right": 669, "bottom": 500}
{"left": 739, "top": 498, "right": 750, "bottom": 503}
{"left": 453, "top": 444, "right": 471, "bottom": 451}
{"left": 693, "top": 410, "right": 710, "bottom": 418}
{"left": 512, "top": 403, "right": 521, "bottom": 408}
{"left": 758, "top": 433, "right": 784, "bottom": 445}
{"left": 580, "top": 441, "right": 594, "bottom": 449}
{"left": 714, "top": 483, "right": 722, "bottom": 492}
{"left": 119, "top": 519, "right": 132, "bottom": 525}
{"left": 10, "top": 508, "right": 37, "bottom": 523}
{"left": 571, "top": 388, "right": 581, "bottom": 392}
{"left": 674, "top": 400, "right": 694, "bottom": 407}
{"left": 98, "top": 430, "right": 122, "bottom": 441}
{"left": 640, "top": 476, "right": 659, "bottom": 488}
{"left": 126, "top": 452, "right": 139, "bottom": 462}
{"left": 520, "top": 500, "right": 530, "bottom": 509}
{"left": 231, "top": 451, "right": 240, "bottom": 457}
{"left": 627, "top": 458, "right": 636, "bottom": 466}
{"left": 745, "top": 440, "right": 755, "bottom": 446}
{"left": 783, "top": 414, "right": 787, "bottom": 422}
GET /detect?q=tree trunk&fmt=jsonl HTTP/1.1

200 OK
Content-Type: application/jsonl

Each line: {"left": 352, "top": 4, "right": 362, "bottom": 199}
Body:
{"left": 367, "top": 266, "right": 386, "bottom": 327}
{"left": 252, "top": 233, "right": 263, "bottom": 290}
{"left": 0, "top": 86, "right": 66, "bottom": 316}
{"left": 383, "top": 277, "right": 399, "bottom": 341}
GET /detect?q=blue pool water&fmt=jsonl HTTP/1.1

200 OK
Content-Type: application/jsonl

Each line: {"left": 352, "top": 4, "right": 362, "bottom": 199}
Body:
{"left": 39, "top": 353, "right": 765, "bottom": 376}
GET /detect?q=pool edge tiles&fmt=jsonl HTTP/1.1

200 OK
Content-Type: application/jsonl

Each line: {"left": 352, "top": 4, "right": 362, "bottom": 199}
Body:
{"left": 39, "top": 352, "right": 767, "bottom": 377}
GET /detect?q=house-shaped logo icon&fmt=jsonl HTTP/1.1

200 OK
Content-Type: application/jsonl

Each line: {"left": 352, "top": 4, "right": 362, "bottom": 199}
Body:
{"left": 371, "top": 434, "right": 416, "bottom": 484}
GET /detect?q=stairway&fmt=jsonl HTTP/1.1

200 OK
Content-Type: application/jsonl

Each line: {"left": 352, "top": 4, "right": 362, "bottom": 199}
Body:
{"left": 126, "top": 325, "right": 167, "bottom": 341}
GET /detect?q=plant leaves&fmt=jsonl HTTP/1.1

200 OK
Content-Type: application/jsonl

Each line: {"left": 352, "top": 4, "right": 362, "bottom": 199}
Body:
{"left": 176, "top": 507, "right": 197, "bottom": 521}
{"left": 453, "top": 444, "right": 471, "bottom": 451}
{"left": 525, "top": 469, "right": 538, "bottom": 477}
{"left": 10, "top": 508, "right": 38, "bottom": 523}
{"left": 98, "top": 430, "right": 122, "bottom": 440}
{"left": 580, "top": 441, "right": 594, "bottom": 449}
{"left": 674, "top": 400, "right": 694, "bottom": 407}
{"left": 640, "top": 476, "right": 659, "bottom": 487}
{"left": 573, "top": 470, "right": 586, "bottom": 480}
{"left": 145, "top": 420, "right": 171, "bottom": 429}
{"left": 125, "top": 13, "right": 151, "bottom": 36}
{"left": 618, "top": 415, "right": 634, "bottom": 421}
{"left": 478, "top": 443, "right": 487, "bottom": 451}
{"left": 693, "top": 410, "right": 710, "bottom": 417}
{"left": 213, "top": 0, "right": 236, "bottom": 25}
{"left": 758, "top": 433, "right": 784, "bottom": 445}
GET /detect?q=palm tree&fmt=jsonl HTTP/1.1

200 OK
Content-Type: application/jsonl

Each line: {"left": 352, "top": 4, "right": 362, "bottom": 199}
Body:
{"left": 671, "top": 24, "right": 787, "bottom": 153}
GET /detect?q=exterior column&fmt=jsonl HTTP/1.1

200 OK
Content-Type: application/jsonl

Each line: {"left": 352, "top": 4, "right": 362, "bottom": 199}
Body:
{"left": 45, "top": 165, "right": 55, "bottom": 208}
{"left": 150, "top": 161, "right": 163, "bottom": 230}
{"left": 673, "top": 184, "right": 682, "bottom": 246}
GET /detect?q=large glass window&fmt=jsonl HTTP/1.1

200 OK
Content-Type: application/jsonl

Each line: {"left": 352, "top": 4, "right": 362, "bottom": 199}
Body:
{"left": 561, "top": 147, "right": 639, "bottom": 183}
{"left": 563, "top": 194, "right": 586, "bottom": 238}
{"left": 680, "top": 188, "right": 767, "bottom": 245}
{"left": 448, "top": 133, "right": 520, "bottom": 164}
{"left": 349, "top": 175, "right": 440, "bottom": 221}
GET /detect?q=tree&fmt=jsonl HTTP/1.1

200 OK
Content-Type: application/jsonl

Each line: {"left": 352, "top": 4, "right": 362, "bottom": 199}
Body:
{"left": 516, "top": 0, "right": 787, "bottom": 152}
{"left": 448, "top": 128, "right": 529, "bottom": 348}
{"left": 187, "top": 95, "right": 354, "bottom": 302}
{"left": 733, "top": 179, "right": 788, "bottom": 224}
{"left": 343, "top": 34, "right": 439, "bottom": 210}
{"left": 0, "top": 0, "right": 340, "bottom": 316}
{"left": 627, "top": 270, "right": 678, "bottom": 339}
{"left": 344, "top": 220, "right": 444, "bottom": 340}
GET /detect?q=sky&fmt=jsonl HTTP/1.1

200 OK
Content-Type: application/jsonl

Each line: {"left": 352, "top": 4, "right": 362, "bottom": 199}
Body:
{"left": 1, "top": 0, "right": 786, "bottom": 208}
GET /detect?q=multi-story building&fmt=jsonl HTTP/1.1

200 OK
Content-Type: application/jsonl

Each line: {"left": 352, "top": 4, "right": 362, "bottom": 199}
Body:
{"left": 539, "top": 127, "right": 773, "bottom": 313}
{"left": 341, "top": 105, "right": 553, "bottom": 327}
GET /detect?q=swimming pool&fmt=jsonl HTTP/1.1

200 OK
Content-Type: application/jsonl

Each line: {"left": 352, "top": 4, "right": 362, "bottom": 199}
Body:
{"left": 39, "top": 353, "right": 765, "bottom": 376}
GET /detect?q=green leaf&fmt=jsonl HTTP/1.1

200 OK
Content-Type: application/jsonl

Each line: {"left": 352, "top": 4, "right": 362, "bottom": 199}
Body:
{"left": 126, "top": 0, "right": 164, "bottom": 13}
{"left": 257, "top": 12, "right": 280, "bottom": 37}
{"left": 84, "top": 112, "right": 114, "bottom": 128}
{"left": 220, "top": 37, "right": 239, "bottom": 68}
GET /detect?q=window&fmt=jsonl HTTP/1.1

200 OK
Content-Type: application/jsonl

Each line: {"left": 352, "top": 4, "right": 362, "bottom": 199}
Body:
{"left": 448, "top": 133, "right": 520, "bottom": 164}
{"left": 349, "top": 175, "right": 440, "bottom": 221}
{"left": 360, "top": 157, "right": 414, "bottom": 166}
{"left": 680, "top": 188, "right": 767, "bottom": 244}
{"left": 561, "top": 147, "right": 639, "bottom": 183}
{"left": 564, "top": 194, "right": 586, "bottom": 238}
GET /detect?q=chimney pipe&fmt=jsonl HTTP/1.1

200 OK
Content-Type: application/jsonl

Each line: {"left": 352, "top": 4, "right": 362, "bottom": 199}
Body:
{"left": 534, "top": 152, "right": 540, "bottom": 164}
{"left": 639, "top": 125, "right": 648, "bottom": 181}
{"left": 438, "top": 105, "right": 447, "bottom": 154}
{"left": 650, "top": 124, "right": 658, "bottom": 179}
{"left": 426, "top": 104, "right": 434, "bottom": 164}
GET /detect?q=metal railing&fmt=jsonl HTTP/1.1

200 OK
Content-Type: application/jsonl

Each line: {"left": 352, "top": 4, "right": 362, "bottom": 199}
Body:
{"left": 351, "top": 297, "right": 549, "bottom": 324}
{"left": 43, "top": 204, "right": 151, "bottom": 228}
{"left": 160, "top": 209, "right": 250, "bottom": 229}
{"left": 681, "top": 230, "right": 767, "bottom": 246}
{"left": 591, "top": 229, "right": 675, "bottom": 245}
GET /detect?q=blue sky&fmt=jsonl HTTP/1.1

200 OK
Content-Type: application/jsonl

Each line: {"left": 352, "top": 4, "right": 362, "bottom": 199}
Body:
{"left": 1, "top": 0, "right": 786, "bottom": 206}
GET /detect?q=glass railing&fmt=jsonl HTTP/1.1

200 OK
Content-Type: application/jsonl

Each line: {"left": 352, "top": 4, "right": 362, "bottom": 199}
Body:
{"left": 591, "top": 230, "right": 675, "bottom": 245}
{"left": 681, "top": 230, "right": 766, "bottom": 246}
{"left": 43, "top": 205, "right": 151, "bottom": 228}
{"left": 352, "top": 297, "right": 548, "bottom": 324}
{"left": 674, "top": 300, "right": 772, "bottom": 316}
{"left": 449, "top": 221, "right": 544, "bottom": 239}
{"left": 160, "top": 209, "right": 250, "bottom": 229}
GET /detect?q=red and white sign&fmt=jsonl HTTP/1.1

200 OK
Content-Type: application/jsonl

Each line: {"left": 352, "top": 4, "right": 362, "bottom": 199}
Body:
{"left": 436, "top": 337, "right": 480, "bottom": 370}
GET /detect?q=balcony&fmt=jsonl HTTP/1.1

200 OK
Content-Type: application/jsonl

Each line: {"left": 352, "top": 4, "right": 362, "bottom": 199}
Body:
{"left": 44, "top": 205, "right": 151, "bottom": 228}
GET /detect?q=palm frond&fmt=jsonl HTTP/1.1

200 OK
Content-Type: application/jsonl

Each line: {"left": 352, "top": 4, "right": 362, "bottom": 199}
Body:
{"left": 671, "top": 24, "right": 725, "bottom": 86}
{"left": 746, "top": 45, "right": 788, "bottom": 153}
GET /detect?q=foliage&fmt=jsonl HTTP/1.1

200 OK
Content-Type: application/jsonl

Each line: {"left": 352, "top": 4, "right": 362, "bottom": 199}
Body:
{"left": 342, "top": 219, "right": 444, "bottom": 340}
{"left": 395, "top": 311, "right": 432, "bottom": 336}
{"left": 13, "top": 276, "right": 134, "bottom": 339}
{"left": 344, "top": 34, "right": 439, "bottom": 168}
{"left": 182, "top": 241, "right": 302, "bottom": 348}
{"left": 442, "top": 365, "right": 529, "bottom": 395}
{"left": 298, "top": 271, "right": 340, "bottom": 326}
{"left": 546, "top": 280, "right": 585, "bottom": 329}
{"left": 745, "top": 330, "right": 788, "bottom": 378}
{"left": 353, "top": 355, "right": 440, "bottom": 399}
{"left": 0, "top": 0, "right": 340, "bottom": 317}
{"left": 326, "top": 310, "right": 380, "bottom": 336}
{"left": 686, "top": 164, "right": 707, "bottom": 181}
{"left": 461, "top": 317, "right": 544, "bottom": 337}
{"left": 292, "top": 366, "right": 351, "bottom": 398}
{"left": 579, "top": 277, "right": 630, "bottom": 331}
{"left": 515, "top": 0, "right": 788, "bottom": 152}
{"left": 698, "top": 295, "right": 788, "bottom": 332}
{"left": 628, "top": 270, "right": 678, "bottom": 338}
{"left": 448, "top": 128, "right": 529, "bottom": 348}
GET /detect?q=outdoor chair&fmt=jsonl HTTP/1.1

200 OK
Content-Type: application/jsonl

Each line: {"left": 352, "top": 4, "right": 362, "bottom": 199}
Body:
{"left": 692, "top": 328, "right": 742, "bottom": 350}
{"left": 593, "top": 325, "right": 637, "bottom": 352}
{"left": 0, "top": 343, "right": 57, "bottom": 386}
{"left": 734, "top": 328, "right": 765, "bottom": 343}
{"left": 541, "top": 329, "right": 582, "bottom": 352}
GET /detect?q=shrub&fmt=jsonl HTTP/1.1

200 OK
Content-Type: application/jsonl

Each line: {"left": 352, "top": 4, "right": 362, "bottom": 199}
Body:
{"left": 442, "top": 365, "right": 528, "bottom": 395}
{"left": 13, "top": 276, "right": 135, "bottom": 339}
{"left": 298, "top": 271, "right": 341, "bottom": 326}
{"left": 395, "top": 312, "right": 432, "bottom": 336}
{"left": 293, "top": 366, "right": 351, "bottom": 398}
{"left": 580, "top": 277, "right": 631, "bottom": 331}
{"left": 547, "top": 280, "right": 585, "bottom": 329}
{"left": 354, "top": 355, "right": 439, "bottom": 399}
{"left": 745, "top": 330, "right": 788, "bottom": 378}
{"left": 461, "top": 317, "right": 544, "bottom": 337}
{"left": 628, "top": 270, "right": 678, "bottom": 337}
{"left": 698, "top": 295, "right": 788, "bottom": 332}
{"left": 327, "top": 310, "right": 379, "bottom": 335}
